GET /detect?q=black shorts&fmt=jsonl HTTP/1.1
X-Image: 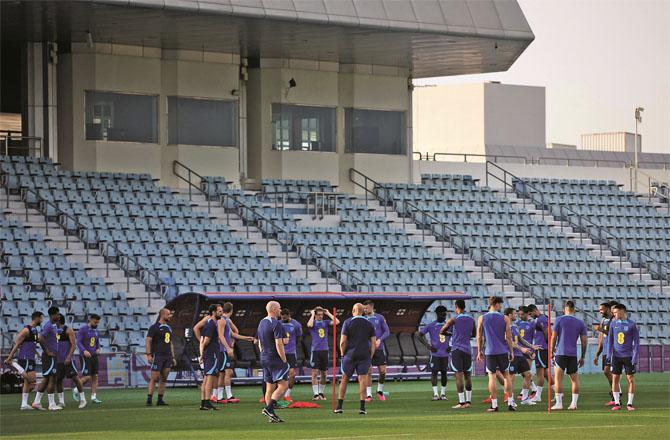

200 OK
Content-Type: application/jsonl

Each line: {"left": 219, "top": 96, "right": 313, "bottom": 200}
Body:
{"left": 429, "top": 355, "right": 449, "bottom": 373}
{"left": 509, "top": 356, "right": 531, "bottom": 375}
{"left": 80, "top": 354, "right": 99, "bottom": 375}
{"left": 16, "top": 358, "right": 36, "bottom": 373}
{"left": 601, "top": 355, "right": 612, "bottom": 370}
{"left": 485, "top": 354, "right": 509, "bottom": 373}
{"left": 554, "top": 355, "right": 579, "bottom": 375}
{"left": 310, "top": 350, "right": 329, "bottom": 371}
{"left": 611, "top": 356, "right": 635, "bottom": 375}
{"left": 151, "top": 354, "right": 173, "bottom": 372}
{"left": 262, "top": 358, "right": 290, "bottom": 384}
{"left": 450, "top": 349, "right": 472, "bottom": 373}
{"left": 41, "top": 354, "right": 57, "bottom": 377}
{"left": 285, "top": 353, "right": 298, "bottom": 368}
{"left": 217, "top": 351, "right": 235, "bottom": 371}
{"left": 56, "top": 361, "right": 79, "bottom": 380}
{"left": 535, "top": 349, "right": 548, "bottom": 368}
{"left": 372, "top": 348, "right": 386, "bottom": 367}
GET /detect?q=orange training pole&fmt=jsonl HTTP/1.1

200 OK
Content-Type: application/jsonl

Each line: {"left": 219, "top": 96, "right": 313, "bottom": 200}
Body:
{"left": 332, "top": 307, "right": 337, "bottom": 411}
{"left": 547, "top": 303, "right": 552, "bottom": 414}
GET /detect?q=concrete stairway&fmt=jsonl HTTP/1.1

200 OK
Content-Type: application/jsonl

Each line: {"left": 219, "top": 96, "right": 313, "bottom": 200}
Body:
{"left": 504, "top": 191, "right": 665, "bottom": 295}
{"left": 0, "top": 191, "right": 163, "bottom": 313}
{"left": 172, "top": 188, "right": 342, "bottom": 292}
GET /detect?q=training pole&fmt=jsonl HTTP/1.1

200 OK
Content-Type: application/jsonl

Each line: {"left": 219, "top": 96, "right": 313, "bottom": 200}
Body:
{"left": 547, "top": 303, "right": 552, "bottom": 414}
{"left": 332, "top": 307, "right": 337, "bottom": 411}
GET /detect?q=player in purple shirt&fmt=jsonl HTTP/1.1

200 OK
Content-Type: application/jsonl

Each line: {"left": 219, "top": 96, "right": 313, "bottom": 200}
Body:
{"left": 145, "top": 308, "right": 175, "bottom": 407}
{"left": 527, "top": 304, "right": 549, "bottom": 403}
{"left": 4, "top": 311, "right": 43, "bottom": 410}
{"left": 418, "top": 306, "right": 450, "bottom": 401}
{"left": 476, "top": 296, "right": 515, "bottom": 412}
{"left": 334, "top": 303, "right": 376, "bottom": 415}
{"left": 516, "top": 306, "right": 539, "bottom": 399}
{"left": 258, "top": 301, "right": 289, "bottom": 423}
{"left": 31, "top": 306, "right": 61, "bottom": 411}
{"left": 441, "top": 299, "right": 476, "bottom": 408}
{"left": 76, "top": 313, "right": 102, "bottom": 404}
{"left": 550, "top": 300, "right": 588, "bottom": 410}
{"left": 594, "top": 301, "right": 618, "bottom": 405}
{"left": 606, "top": 303, "right": 640, "bottom": 411}
{"left": 505, "top": 308, "right": 540, "bottom": 406}
{"left": 196, "top": 304, "right": 221, "bottom": 410}
{"left": 55, "top": 314, "right": 86, "bottom": 409}
{"left": 307, "top": 306, "right": 339, "bottom": 400}
{"left": 363, "top": 300, "right": 390, "bottom": 401}
{"left": 214, "top": 302, "right": 255, "bottom": 404}
{"left": 280, "top": 308, "right": 303, "bottom": 402}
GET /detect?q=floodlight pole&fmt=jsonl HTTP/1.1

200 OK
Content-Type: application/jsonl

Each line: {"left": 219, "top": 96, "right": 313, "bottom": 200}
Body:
{"left": 633, "top": 107, "right": 644, "bottom": 193}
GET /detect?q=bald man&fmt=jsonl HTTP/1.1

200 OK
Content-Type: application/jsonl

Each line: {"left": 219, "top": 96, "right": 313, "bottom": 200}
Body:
{"left": 335, "top": 303, "right": 376, "bottom": 415}
{"left": 145, "top": 308, "right": 175, "bottom": 406}
{"left": 258, "top": 301, "right": 289, "bottom": 423}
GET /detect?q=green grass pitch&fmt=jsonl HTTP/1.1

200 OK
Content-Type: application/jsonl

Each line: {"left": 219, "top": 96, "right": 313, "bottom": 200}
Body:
{"left": 1, "top": 373, "right": 668, "bottom": 440}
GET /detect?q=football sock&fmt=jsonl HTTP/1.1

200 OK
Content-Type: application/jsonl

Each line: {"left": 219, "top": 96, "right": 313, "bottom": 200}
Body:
{"left": 21, "top": 393, "right": 29, "bottom": 406}
{"left": 491, "top": 398, "right": 498, "bottom": 409}
{"left": 285, "top": 388, "right": 292, "bottom": 397}
{"left": 465, "top": 390, "right": 472, "bottom": 402}
{"left": 47, "top": 394, "right": 55, "bottom": 407}
{"left": 225, "top": 386, "right": 233, "bottom": 399}
{"left": 157, "top": 394, "right": 164, "bottom": 403}
{"left": 613, "top": 391, "right": 621, "bottom": 404}
{"left": 432, "top": 386, "right": 438, "bottom": 396}
{"left": 507, "top": 396, "right": 514, "bottom": 406}
{"left": 266, "top": 399, "right": 277, "bottom": 414}
{"left": 627, "top": 394, "right": 634, "bottom": 405}
{"left": 556, "top": 393, "right": 563, "bottom": 406}
{"left": 34, "top": 392, "right": 43, "bottom": 405}
{"left": 312, "top": 385, "right": 319, "bottom": 395}
{"left": 440, "top": 386, "right": 446, "bottom": 395}
{"left": 521, "top": 389, "right": 529, "bottom": 400}
{"left": 366, "top": 386, "right": 372, "bottom": 397}
{"left": 360, "top": 400, "right": 365, "bottom": 411}
{"left": 570, "top": 394, "right": 579, "bottom": 407}
{"left": 377, "top": 383, "right": 384, "bottom": 393}
{"left": 535, "top": 387, "right": 543, "bottom": 400}
{"left": 336, "top": 399, "right": 343, "bottom": 410}
{"left": 531, "top": 382, "right": 537, "bottom": 392}
{"left": 458, "top": 392, "right": 465, "bottom": 404}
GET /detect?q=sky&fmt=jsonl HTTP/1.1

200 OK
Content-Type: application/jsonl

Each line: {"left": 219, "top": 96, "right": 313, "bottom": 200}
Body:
{"left": 415, "top": 0, "right": 670, "bottom": 154}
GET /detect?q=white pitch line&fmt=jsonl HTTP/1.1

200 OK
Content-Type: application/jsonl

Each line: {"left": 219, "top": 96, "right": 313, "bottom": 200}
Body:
{"left": 539, "top": 424, "right": 646, "bottom": 431}
{"left": 299, "top": 434, "right": 414, "bottom": 440}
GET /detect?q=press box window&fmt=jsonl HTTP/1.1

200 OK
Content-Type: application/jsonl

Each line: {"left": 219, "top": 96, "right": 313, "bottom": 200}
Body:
{"left": 168, "top": 97, "right": 237, "bottom": 147}
{"left": 272, "top": 104, "right": 335, "bottom": 152}
{"left": 85, "top": 91, "right": 158, "bottom": 143}
{"left": 345, "top": 108, "right": 406, "bottom": 155}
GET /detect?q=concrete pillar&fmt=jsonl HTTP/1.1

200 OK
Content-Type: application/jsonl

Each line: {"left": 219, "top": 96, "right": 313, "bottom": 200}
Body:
{"left": 23, "top": 42, "right": 58, "bottom": 160}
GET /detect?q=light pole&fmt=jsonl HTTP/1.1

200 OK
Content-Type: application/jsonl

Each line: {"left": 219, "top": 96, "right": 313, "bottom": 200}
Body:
{"left": 634, "top": 107, "right": 644, "bottom": 193}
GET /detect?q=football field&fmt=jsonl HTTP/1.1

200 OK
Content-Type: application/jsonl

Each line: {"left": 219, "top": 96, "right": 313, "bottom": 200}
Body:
{"left": 1, "top": 373, "right": 668, "bottom": 440}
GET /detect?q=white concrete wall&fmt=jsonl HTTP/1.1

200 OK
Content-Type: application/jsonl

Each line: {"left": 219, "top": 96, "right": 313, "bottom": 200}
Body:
{"left": 57, "top": 44, "right": 241, "bottom": 186}
{"left": 484, "top": 83, "right": 545, "bottom": 149}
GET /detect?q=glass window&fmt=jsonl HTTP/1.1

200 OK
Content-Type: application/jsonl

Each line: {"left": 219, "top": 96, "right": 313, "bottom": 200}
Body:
{"left": 271, "top": 104, "right": 335, "bottom": 152}
{"left": 168, "top": 97, "right": 237, "bottom": 147}
{"left": 345, "top": 108, "right": 406, "bottom": 155}
{"left": 85, "top": 91, "right": 158, "bottom": 143}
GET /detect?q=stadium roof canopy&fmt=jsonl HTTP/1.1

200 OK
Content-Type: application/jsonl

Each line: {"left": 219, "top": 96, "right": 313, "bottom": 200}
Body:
{"left": 1, "top": 0, "right": 534, "bottom": 78}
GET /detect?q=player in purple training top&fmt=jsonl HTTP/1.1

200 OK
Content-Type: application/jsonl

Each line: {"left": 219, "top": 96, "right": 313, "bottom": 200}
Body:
{"left": 441, "top": 299, "right": 476, "bottom": 408}
{"left": 418, "top": 305, "right": 450, "bottom": 401}
{"left": 56, "top": 313, "right": 86, "bottom": 408}
{"left": 476, "top": 296, "right": 515, "bottom": 412}
{"left": 4, "top": 311, "right": 43, "bottom": 410}
{"left": 516, "top": 306, "right": 539, "bottom": 399}
{"left": 307, "top": 306, "right": 339, "bottom": 400}
{"left": 527, "top": 304, "right": 549, "bottom": 403}
{"left": 281, "top": 308, "right": 303, "bottom": 402}
{"left": 32, "top": 306, "right": 61, "bottom": 411}
{"left": 363, "top": 300, "right": 390, "bottom": 401}
{"left": 145, "top": 308, "right": 175, "bottom": 407}
{"left": 258, "top": 301, "right": 289, "bottom": 423}
{"left": 334, "top": 303, "right": 376, "bottom": 415}
{"left": 594, "top": 301, "right": 617, "bottom": 405}
{"left": 606, "top": 303, "right": 640, "bottom": 411}
{"left": 550, "top": 300, "right": 588, "bottom": 411}
{"left": 504, "top": 308, "right": 540, "bottom": 406}
{"left": 197, "top": 304, "right": 221, "bottom": 410}
{"left": 76, "top": 313, "right": 102, "bottom": 404}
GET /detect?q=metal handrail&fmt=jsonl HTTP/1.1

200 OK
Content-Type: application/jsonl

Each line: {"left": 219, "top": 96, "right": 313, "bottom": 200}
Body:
{"left": 633, "top": 167, "right": 670, "bottom": 211}
{"left": 172, "top": 160, "right": 368, "bottom": 292}
{"left": 254, "top": 190, "right": 342, "bottom": 220}
{"left": 1, "top": 135, "right": 43, "bottom": 157}
{"left": 349, "top": 168, "right": 549, "bottom": 305}
{"left": 486, "top": 161, "right": 669, "bottom": 287}
{"left": 431, "top": 152, "right": 528, "bottom": 163}
{"left": 0, "top": 169, "right": 164, "bottom": 305}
